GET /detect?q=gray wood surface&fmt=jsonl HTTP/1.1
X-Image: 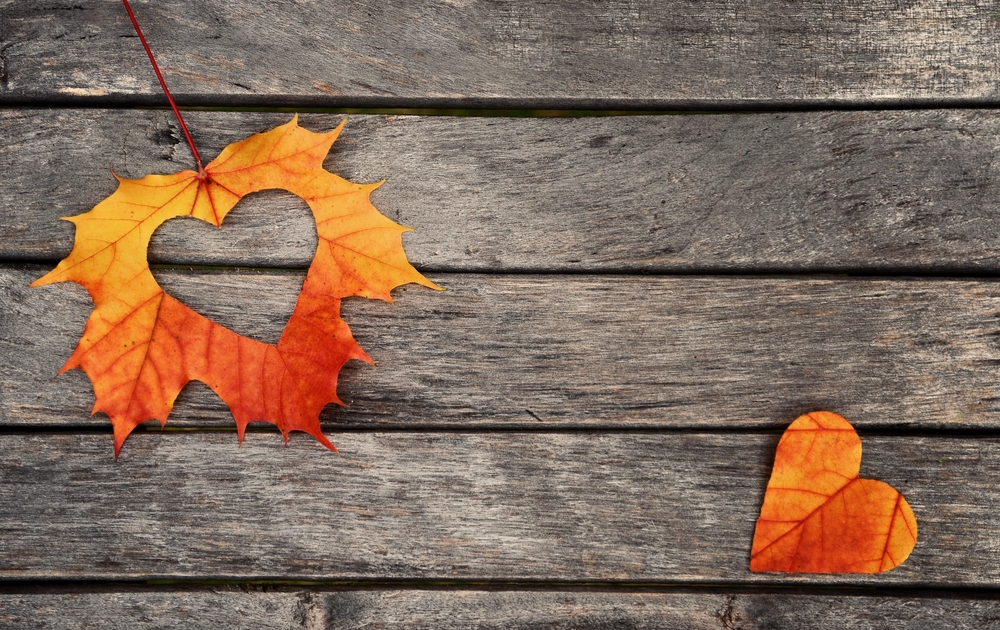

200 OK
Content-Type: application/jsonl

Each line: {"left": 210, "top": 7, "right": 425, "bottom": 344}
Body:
{"left": 0, "top": 590, "right": 319, "bottom": 629}
{"left": 5, "top": 109, "right": 1000, "bottom": 273}
{"left": 0, "top": 431, "right": 989, "bottom": 585}
{"left": 5, "top": 0, "right": 994, "bottom": 617}
{"left": 4, "top": 589, "right": 999, "bottom": 629}
{"left": 4, "top": 0, "right": 1000, "bottom": 109}
{"left": 8, "top": 267, "right": 1000, "bottom": 430}
{"left": 316, "top": 590, "right": 1000, "bottom": 630}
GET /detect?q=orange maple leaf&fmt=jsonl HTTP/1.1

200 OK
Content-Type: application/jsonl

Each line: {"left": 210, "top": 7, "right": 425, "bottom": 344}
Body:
{"left": 32, "top": 116, "right": 439, "bottom": 456}
{"left": 750, "top": 411, "right": 918, "bottom": 573}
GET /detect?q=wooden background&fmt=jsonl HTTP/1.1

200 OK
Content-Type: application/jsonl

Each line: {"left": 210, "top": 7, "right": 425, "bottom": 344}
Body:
{"left": 3, "top": 0, "right": 1000, "bottom": 627}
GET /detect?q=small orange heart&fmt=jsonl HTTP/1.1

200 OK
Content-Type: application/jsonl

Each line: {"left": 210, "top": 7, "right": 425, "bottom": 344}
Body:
{"left": 750, "top": 411, "right": 918, "bottom": 573}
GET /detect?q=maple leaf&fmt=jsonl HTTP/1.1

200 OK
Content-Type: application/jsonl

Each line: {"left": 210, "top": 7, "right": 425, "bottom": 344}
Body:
{"left": 32, "top": 116, "right": 439, "bottom": 456}
{"left": 750, "top": 411, "right": 918, "bottom": 573}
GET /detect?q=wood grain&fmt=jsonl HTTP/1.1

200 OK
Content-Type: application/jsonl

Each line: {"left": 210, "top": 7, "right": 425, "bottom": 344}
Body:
{"left": 0, "top": 590, "right": 319, "bottom": 629}
{"left": 8, "top": 267, "right": 1000, "bottom": 430}
{"left": 4, "top": 0, "right": 1000, "bottom": 109}
{"left": 5, "top": 109, "right": 1000, "bottom": 273}
{"left": 3, "top": 589, "right": 998, "bottom": 629}
{"left": 0, "top": 431, "right": 989, "bottom": 586}
{"left": 316, "top": 590, "right": 1000, "bottom": 630}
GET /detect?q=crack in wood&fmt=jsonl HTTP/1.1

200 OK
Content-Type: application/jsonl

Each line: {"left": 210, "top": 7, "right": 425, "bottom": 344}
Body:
{"left": 716, "top": 595, "right": 743, "bottom": 629}
{"left": 0, "top": 12, "right": 8, "bottom": 89}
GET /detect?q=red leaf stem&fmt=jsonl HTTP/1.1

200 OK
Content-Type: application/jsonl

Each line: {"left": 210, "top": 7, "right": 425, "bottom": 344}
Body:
{"left": 121, "top": 0, "right": 205, "bottom": 177}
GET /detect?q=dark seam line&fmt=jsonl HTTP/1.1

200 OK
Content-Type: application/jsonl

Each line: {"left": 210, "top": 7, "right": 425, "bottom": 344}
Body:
{"left": 1, "top": 578, "right": 1000, "bottom": 598}
{"left": 2, "top": 425, "right": 1000, "bottom": 438}
{"left": 5, "top": 96, "right": 1000, "bottom": 114}
{"left": 9, "top": 259, "right": 1000, "bottom": 280}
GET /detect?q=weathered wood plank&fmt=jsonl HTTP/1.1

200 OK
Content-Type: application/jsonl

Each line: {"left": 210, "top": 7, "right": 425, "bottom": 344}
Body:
{"left": 0, "top": 431, "right": 988, "bottom": 585}
{"left": 5, "top": 109, "right": 1000, "bottom": 273}
{"left": 4, "top": 589, "right": 999, "bottom": 629}
{"left": 6, "top": 267, "right": 1000, "bottom": 430}
{"left": 4, "top": 0, "right": 1000, "bottom": 108}
{"left": 316, "top": 590, "right": 1000, "bottom": 630}
{"left": 0, "top": 590, "right": 319, "bottom": 629}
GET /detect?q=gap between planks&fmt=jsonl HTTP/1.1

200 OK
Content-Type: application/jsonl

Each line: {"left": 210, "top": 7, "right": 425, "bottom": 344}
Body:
{"left": 5, "top": 579, "right": 1000, "bottom": 597}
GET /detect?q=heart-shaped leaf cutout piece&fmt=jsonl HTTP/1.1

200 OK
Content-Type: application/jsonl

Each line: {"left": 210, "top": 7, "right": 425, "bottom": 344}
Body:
{"left": 750, "top": 411, "right": 917, "bottom": 573}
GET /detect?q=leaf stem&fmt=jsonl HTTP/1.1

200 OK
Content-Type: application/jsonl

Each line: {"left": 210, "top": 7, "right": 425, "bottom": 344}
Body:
{"left": 121, "top": 0, "right": 205, "bottom": 177}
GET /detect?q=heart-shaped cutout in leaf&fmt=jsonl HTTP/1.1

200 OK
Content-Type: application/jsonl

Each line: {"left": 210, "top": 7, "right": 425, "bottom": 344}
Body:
{"left": 750, "top": 411, "right": 918, "bottom": 573}
{"left": 150, "top": 191, "right": 317, "bottom": 345}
